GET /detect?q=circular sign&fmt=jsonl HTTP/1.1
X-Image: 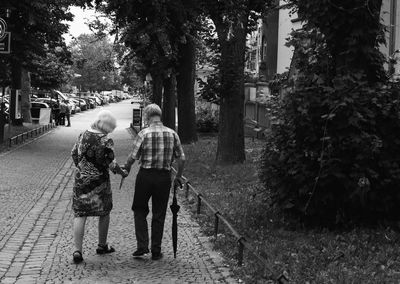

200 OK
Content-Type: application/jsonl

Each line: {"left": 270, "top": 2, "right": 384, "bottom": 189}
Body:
{"left": 0, "top": 18, "right": 7, "bottom": 40}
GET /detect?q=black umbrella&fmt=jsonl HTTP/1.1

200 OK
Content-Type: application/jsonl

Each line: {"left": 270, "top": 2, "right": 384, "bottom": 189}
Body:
{"left": 170, "top": 180, "right": 181, "bottom": 258}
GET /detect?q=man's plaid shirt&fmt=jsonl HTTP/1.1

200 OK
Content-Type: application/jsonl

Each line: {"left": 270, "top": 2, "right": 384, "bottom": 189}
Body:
{"left": 129, "top": 121, "right": 185, "bottom": 170}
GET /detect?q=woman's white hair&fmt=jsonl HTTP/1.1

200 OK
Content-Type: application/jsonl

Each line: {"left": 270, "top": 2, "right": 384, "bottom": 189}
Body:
{"left": 91, "top": 110, "right": 117, "bottom": 134}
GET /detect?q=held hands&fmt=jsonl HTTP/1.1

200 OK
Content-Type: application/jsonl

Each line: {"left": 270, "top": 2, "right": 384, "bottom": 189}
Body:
{"left": 121, "top": 163, "right": 132, "bottom": 175}
{"left": 113, "top": 164, "right": 129, "bottom": 178}
{"left": 120, "top": 168, "right": 129, "bottom": 178}
{"left": 174, "top": 176, "right": 184, "bottom": 188}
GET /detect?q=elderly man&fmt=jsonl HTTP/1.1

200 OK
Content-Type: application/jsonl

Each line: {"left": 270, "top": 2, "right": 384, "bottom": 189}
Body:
{"left": 123, "top": 104, "right": 185, "bottom": 260}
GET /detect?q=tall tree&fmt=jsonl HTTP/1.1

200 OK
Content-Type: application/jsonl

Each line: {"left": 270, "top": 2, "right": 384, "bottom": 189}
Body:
{"left": 92, "top": 0, "right": 199, "bottom": 142}
{"left": 70, "top": 34, "right": 121, "bottom": 92}
{"left": 200, "top": 0, "right": 274, "bottom": 164}
{"left": 260, "top": 0, "right": 400, "bottom": 224}
{"left": 168, "top": 0, "right": 199, "bottom": 143}
{"left": 162, "top": 74, "right": 177, "bottom": 129}
{"left": 289, "top": 0, "right": 385, "bottom": 83}
{"left": 31, "top": 48, "right": 72, "bottom": 90}
{"left": 3, "top": 0, "right": 78, "bottom": 124}
{"left": 176, "top": 36, "right": 198, "bottom": 143}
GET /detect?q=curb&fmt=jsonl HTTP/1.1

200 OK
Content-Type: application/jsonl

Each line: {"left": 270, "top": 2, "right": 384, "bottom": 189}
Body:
{"left": 0, "top": 127, "right": 57, "bottom": 158}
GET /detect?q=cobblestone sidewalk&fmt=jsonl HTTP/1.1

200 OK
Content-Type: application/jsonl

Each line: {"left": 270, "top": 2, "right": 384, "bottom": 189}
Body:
{"left": 0, "top": 102, "right": 237, "bottom": 284}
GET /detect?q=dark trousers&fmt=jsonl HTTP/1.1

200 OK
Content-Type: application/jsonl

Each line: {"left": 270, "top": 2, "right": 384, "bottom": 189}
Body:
{"left": 59, "top": 113, "right": 65, "bottom": 125}
{"left": 53, "top": 111, "right": 60, "bottom": 125}
{"left": 132, "top": 168, "right": 171, "bottom": 254}
{"left": 65, "top": 113, "right": 71, "bottom": 126}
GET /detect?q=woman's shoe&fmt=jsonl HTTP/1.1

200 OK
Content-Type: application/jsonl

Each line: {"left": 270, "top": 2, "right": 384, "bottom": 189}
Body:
{"left": 96, "top": 243, "right": 115, "bottom": 254}
{"left": 73, "top": 250, "right": 83, "bottom": 264}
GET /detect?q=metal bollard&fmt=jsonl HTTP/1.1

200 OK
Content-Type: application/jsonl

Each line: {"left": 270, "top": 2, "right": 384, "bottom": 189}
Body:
{"left": 197, "top": 194, "right": 202, "bottom": 214}
{"left": 214, "top": 212, "right": 220, "bottom": 239}
{"left": 185, "top": 182, "right": 190, "bottom": 199}
{"left": 237, "top": 237, "right": 245, "bottom": 266}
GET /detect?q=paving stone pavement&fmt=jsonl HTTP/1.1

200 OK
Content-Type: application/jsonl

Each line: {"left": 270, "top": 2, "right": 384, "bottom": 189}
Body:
{"left": 0, "top": 101, "right": 237, "bottom": 284}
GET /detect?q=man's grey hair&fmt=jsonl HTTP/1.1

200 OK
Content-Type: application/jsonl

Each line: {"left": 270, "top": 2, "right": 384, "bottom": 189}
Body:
{"left": 91, "top": 110, "right": 117, "bottom": 134}
{"left": 144, "top": 104, "right": 162, "bottom": 119}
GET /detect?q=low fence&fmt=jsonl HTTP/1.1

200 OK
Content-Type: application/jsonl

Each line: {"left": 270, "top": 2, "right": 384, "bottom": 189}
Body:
{"left": 9, "top": 123, "right": 56, "bottom": 147}
{"left": 172, "top": 168, "right": 288, "bottom": 283}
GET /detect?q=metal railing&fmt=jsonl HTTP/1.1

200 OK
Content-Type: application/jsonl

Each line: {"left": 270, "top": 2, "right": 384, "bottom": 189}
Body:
{"left": 9, "top": 123, "right": 56, "bottom": 147}
{"left": 172, "top": 168, "right": 289, "bottom": 283}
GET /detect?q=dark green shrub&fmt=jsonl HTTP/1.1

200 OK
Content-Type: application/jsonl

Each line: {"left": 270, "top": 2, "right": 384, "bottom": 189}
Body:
{"left": 260, "top": 76, "right": 400, "bottom": 225}
{"left": 259, "top": 1, "right": 400, "bottom": 226}
{"left": 196, "top": 104, "right": 219, "bottom": 132}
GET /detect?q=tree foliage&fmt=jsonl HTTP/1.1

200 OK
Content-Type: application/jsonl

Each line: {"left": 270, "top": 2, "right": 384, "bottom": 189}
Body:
{"left": 92, "top": 0, "right": 199, "bottom": 141}
{"left": 31, "top": 47, "right": 72, "bottom": 90}
{"left": 0, "top": 1, "right": 78, "bottom": 83}
{"left": 260, "top": 0, "right": 400, "bottom": 225}
{"left": 70, "top": 34, "right": 121, "bottom": 91}
{"left": 289, "top": 0, "right": 385, "bottom": 83}
{"left": 1, "top": 0, "right": 82, "bottom": 124}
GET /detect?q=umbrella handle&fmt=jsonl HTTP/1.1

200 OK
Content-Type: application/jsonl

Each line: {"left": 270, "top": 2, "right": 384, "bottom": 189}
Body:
{"left": 173, "top": 179, "right": 182, "bottom": 197}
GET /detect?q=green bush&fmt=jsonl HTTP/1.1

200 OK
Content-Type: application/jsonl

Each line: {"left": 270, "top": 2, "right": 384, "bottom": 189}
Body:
{"left": 196, "top": 104, "right": 219, "bottom": 132}
{"left": 260, "top": 76, "right": 400, "bottom": 225}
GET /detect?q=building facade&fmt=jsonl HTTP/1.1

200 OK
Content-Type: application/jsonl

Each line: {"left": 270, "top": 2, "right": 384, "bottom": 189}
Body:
{"left": 246, "top": 0, "right": 399, "bottom": 82}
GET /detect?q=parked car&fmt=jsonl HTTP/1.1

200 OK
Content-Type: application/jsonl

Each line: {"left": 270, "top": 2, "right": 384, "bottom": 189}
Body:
{"left": 89, "top": 96, "right": 101, "bottom": 106}
{"left": 31, "top": 102, "right": 50, "bottom": 109}
{"left": 64, "top": 99, "right": 77, "bottom": 114}
{"left": 67, "top": 93, "right": 78, "bottom": 99}
{"left": 77, "top": 99, "right": 88, "bottom": 111}
{"left": 101, "top": 95, "right": 110, "bottom": 104}
{"left": 52, "top": 90, "right": 68, "bottom": 101}
{"left": 69, "top": 98, "right": 82, "bottom": 112}
{"left": 35, "top": 98, "right": 58, "bottom": 109}
{"left": 30, "top": 102, "right": 50, "bottom": 120}
{"left": 86, "top": 98, "right": 96, "bottom": 109}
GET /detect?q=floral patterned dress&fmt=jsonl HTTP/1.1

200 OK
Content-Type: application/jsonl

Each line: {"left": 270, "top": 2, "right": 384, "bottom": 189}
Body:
{"left": 71, "top": 130, "right": 116, "bottom": 217}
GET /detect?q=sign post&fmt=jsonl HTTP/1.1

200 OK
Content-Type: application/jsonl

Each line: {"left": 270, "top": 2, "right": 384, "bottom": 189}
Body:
{"left": 0, "top": 17, "right": 10, "bottom": 142}
{"left": 0, "top": 17, "right": 10, "bottom": 54}
{"left": 0, "top": 32, "right": 11, "bottom": 54}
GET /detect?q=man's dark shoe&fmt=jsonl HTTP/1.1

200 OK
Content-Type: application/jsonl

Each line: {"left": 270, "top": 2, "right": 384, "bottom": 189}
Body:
{"left": 151, "top": 252, "right": 163, "bottom": 260}
{"left": 73, "top": 250, "right": 83, "bottom": 264}
{"left": 132, "top": 248, "right": 149, "bottom": 257}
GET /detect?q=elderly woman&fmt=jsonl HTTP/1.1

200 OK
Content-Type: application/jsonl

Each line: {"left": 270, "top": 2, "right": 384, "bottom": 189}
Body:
{"left": 71, "top": 110, "right": 127, "bottom": 264}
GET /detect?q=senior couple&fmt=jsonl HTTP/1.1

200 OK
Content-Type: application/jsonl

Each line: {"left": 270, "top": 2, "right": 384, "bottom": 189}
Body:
{"left": 70, "top": 104, "right": 185, "bottom": 264}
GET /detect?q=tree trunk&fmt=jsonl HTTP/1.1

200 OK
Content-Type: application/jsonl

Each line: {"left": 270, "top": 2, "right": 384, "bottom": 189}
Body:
{"left": 176, "top": 36, "right": 198, "bottom": 144}
{"left": 151, "top": 70, "right": 163, "bottom": 107}
{"left": 162, "top": 74, "right": 176, "bottom": 130}
{"left": 21, "top": 68, "right": 32, "bottom": 123}
{"left": 215, "top": 25, "right": 247, "bottom": 164}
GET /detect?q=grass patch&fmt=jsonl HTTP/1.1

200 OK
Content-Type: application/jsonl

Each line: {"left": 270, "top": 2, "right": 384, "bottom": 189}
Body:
{"left": 181, "top": 136, "right": 400, "bottom": 283}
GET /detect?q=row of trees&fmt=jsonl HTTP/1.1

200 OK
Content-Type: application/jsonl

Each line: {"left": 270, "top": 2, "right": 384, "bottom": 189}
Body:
{"left": 1, "top": 0, "right": 275, "bottom": 164}
{"left": 84, "top": 0, "right": 276, "bottom": 164}
{"left": 0, "top": 1, "right": 143, "bottom": 127}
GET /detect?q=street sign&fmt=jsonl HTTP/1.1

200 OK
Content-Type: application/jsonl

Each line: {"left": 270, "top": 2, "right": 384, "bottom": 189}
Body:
{"left": 0, "top": 17, "right": 7, "bottom": 40}
{"left": 0, "top": 32, "right": 11, "bottom": 54}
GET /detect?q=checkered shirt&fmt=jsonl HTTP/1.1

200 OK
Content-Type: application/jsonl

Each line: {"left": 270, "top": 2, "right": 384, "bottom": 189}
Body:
{"left": 130, "top": 122, "right": 185, "bottom": 170}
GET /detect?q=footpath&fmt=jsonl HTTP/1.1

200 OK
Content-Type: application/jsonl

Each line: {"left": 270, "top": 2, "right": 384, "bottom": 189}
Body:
{"left": 0, "top": 101, "right": 236, "bottom": 284}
